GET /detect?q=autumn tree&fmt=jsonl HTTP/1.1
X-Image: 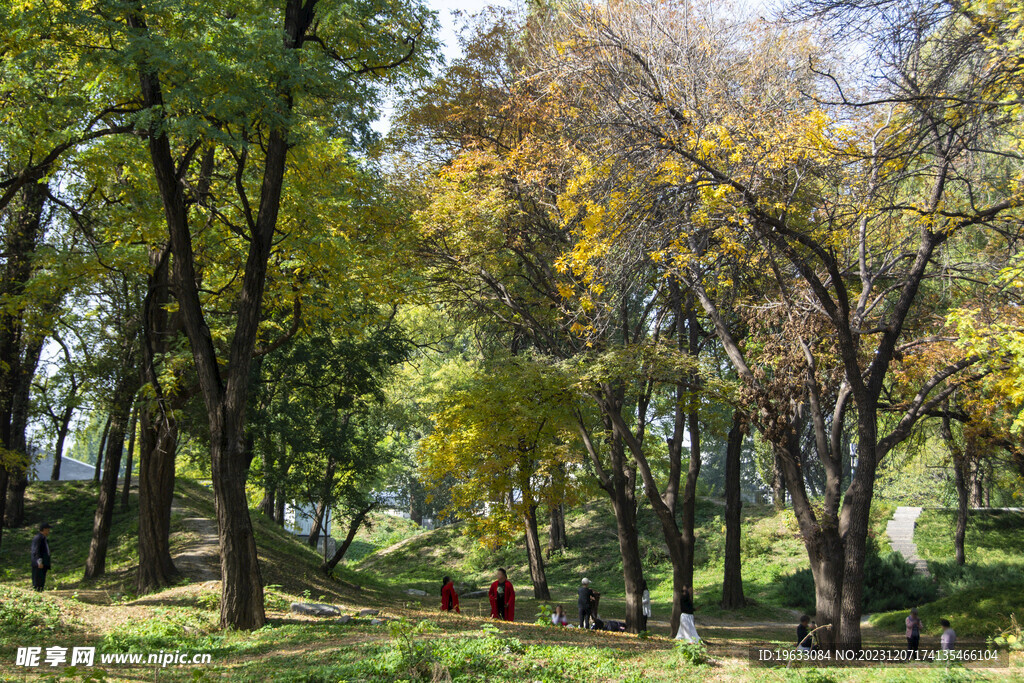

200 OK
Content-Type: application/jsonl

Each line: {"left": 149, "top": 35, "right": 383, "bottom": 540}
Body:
{"left": 542, "top": 0, "right": 1022, "bottom": 646}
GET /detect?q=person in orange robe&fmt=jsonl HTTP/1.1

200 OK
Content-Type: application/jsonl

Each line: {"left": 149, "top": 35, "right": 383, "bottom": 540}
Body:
{"left": 441, "top": 575, "right": 460, "bottom": 613}
{"left": 488, "top": 567, "right": 515, "bottom": 621}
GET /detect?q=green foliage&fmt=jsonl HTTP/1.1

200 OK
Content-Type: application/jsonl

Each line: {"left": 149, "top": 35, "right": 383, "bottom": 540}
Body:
{"left": 0, "top": 585, "right": 73, "bottom": 639}
{"left": 989, "top": 613, "right": 1023, "bottom": 652}
{"left": 778, "top": 541, "right": 937, "bottom": 614}
{"left": 100, "top": 608, "right": 219, "bottom": 653}
{"left": 673, "top": 639, "right": 709, "bottom": 666}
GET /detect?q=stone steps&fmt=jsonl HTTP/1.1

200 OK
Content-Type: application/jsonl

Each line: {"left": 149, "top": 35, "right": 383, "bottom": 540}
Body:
{"left": 885, "top": 506, "right": 930, "bottom": 577}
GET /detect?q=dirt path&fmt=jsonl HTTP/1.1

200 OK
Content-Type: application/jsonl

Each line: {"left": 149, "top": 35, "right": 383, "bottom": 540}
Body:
{"left": 170, "top": 499, "right": 221, "bottom": 582}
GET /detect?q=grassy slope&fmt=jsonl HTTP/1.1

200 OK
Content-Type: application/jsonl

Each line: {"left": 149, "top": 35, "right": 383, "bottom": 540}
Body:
{"left": 870, "top": 508, "right": 1024, "bottom": 638}
{"left": 357, "top": 498, "right": 897, "bottom": 626}
{"left": 1, "top": 481, "right": 1020, "bottom": 681}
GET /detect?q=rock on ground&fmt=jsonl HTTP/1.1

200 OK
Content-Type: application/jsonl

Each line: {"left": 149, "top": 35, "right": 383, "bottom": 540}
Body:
{"left": 290, "top": 602, "right": 341, "bottom": 617}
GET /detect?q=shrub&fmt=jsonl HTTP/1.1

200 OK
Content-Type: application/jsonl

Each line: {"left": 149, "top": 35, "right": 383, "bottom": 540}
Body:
{"left": 0, "top": 585, "right": 71, "bottom": 638}
{"left": 778, "top": 539, "right": 937, "bottom": 613}
{"left": 674, "top": 640, "right": 709, "bottom": 665}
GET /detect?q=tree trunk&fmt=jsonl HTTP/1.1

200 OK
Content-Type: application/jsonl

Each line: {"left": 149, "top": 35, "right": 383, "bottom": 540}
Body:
{"left": 307, "top": 500, "right": 327, "bottom": 548}
{"left": 210, "top": 429, "right": 265, "bottom": 629}
{"left": 523, "top": 503, "right": 551, "bottom": 599}
{"left": 4, "top": 332, "right": 45, "bottom": 529}
{"left": 772, "top": 453, "right": 786, "bottom": 509}
{"left": 322, "top": 503, "right": 374, "bottom": 573}
{"left": 942, "top": 409, "right": 967, "bottom": 565}
{"left": 259, "top": 449, "right": 275, "bottom": 518}
{"left": 970, "top": 461, "right": 984, "bottom": 508}
{"left": 547, "top": 503, "right": 568, "bottom": 556}
{"left": 0, "top": 177, "right": 48, "bottom": 544}
{"left": 274, "top": 487, "right": 285, "bottom": 525}
{"left": 721, "top": 410, "right": 746, "bottom": 609}
{"left": 51, "top": 401, "right": 74, "bottom": 481}
{"left": 121, "top": 405, "right": 138, "bottom": 512}
{"left": 136, "top": 407, "right": 179, "bottom": 592}
{"left": 85, "top": 375, "right": 136, "bottom": 578}
{"left": 94, "top": 414, "right": 112, "bottom": 484}
{"left": 609, "top": 484, "right": 646, "bottom": 633}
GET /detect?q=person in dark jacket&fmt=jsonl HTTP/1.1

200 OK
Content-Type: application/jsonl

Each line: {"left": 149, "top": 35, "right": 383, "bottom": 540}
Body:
{"left": 797, "top": 615, "right": 812, "bottom": 650}
{"left": 577, "top": 577, "right": 596, "bottom": 628}
{"left": 441, "top": 576, "right": 460, "bottom": 613}
{"left": 31, "top": 523, "right": 52, "bottom": 591}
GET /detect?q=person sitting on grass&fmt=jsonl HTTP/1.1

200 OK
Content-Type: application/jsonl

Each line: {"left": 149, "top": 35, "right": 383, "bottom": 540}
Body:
{"left": 551, "top": 605, "right": 569, "bottom": 626}
{"left": 441, "top": 576, "right": 460, "bottom": 613}
{"left": 489, "top": 568, "right": 515, "bottom": 621}
{"left": 674, "top": 586, "right": 701, "bottom": 642}
{"left": 797, "top": 615, "right": 813, "bottom": 650}
{"left": 940, "top": 619, "right": 956, "bottom": 651}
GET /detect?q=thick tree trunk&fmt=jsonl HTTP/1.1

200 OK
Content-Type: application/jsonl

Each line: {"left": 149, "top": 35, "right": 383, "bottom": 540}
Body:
{"left": 120, "top": 405, "right": 138, "bottom": 512}
{"left": 609, "top": 487, "right": 646, "bottom": 632}
{"left": 136, "top": 408, "right": 179, "bottom": 592}
{"left": 85, "top": 375, "right": 136, "bottom": 578}
{"left": 523, "top": 503, "right": 551, "bottom": 599}
{"left": 322, "top": 503, "right": 374, "bottom": 573}
{"left": 547, "top": 503, "right": 568, "bottom": 556}
{"left": 4, "top": 332, "right": 45, "bottom": 529}
{"left": 94, "top": 414, "right": 112, "bottom": 484}
{"left": 211, "top": 430, "right": 265, "bottom": 629}
{"left": 0, "top": 177, "right": 48, "bottom": 543}
{"left": 721, "top": 411, "right": 746, "bottom": 609}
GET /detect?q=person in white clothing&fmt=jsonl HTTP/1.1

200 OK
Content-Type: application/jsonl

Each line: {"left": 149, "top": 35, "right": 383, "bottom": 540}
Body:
{"left": 641, "top": 579, "right": 651, "bottom": 632}
{"left": 551, "top": 604, "right": 569, "bottom": 627}
{"left": 674, "top": 586, "right": 700, "bottom": 642}
{"left": 940, "top": 619, "right": 956, "bottom": 650}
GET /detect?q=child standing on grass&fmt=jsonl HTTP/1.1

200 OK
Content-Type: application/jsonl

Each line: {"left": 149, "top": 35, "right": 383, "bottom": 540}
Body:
{"left": 441, "top": 576, "right": 460, "bottom": 613}
{"left": 940, "top": 619, "right": 956, "bottom": 650}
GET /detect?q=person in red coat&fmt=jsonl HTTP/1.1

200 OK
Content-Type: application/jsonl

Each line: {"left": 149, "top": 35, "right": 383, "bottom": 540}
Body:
{"left": 441, "top": 575, "right": 460, "bottom": 613}
{"left": 488, "top": 567, "right": 515, "bottom": 621}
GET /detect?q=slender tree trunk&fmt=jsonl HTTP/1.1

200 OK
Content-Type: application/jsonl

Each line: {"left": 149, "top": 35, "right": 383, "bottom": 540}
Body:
{"left": 307, "top": 500, "right": 327, "bottom": 549}
{"left": 51, "top": 402, "right": 74, "bottom": 481}
{"left": 259, "top": 449, "right": 275, "bottom": 518}
{"left": 274, "top": 488, "right": 286, "bottom": 525}
{"left": 121, "top": 405, "right": 138, "bottom": 512}
{"left": 523, "top": 503, "right": 551, "bottom": 599}
{"left": 322, "top": 503, "right": 374, "bottom": 573}
{"left": 772, "top": 453, "right": 786, "bottom": 509}
{"left": 85, "top": 375, "right": 136, "bottom": 578}
{"left": 94, "top": 414, "right": 112, "bottom": 484}
{"left": 721, "top": 410, "right": 746, "bottom": 609}
{"left": 941, "top": 409, "right": 968, "bottom": 565}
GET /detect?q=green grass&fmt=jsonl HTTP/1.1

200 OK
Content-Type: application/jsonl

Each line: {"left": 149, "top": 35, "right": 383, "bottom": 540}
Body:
{"left": 1, "top": 480, "right": 1021, "bottom": 681}
{"left": 0, "top": 481, "right": 141, "bottom": 592}
{"left": 357, "top": 497, "right": 899, "bottom": 625}
{"left": 870, "top": 508, "right": 1024, "bottom": 638}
